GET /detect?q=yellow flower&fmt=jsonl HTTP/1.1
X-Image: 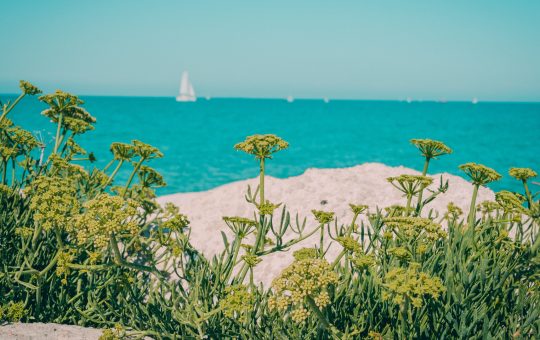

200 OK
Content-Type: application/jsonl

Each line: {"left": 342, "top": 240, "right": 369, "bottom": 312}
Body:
{"left": 382, "top": 264, "right": 445, "bottom": 308}
{"left": 293, "top": 247, "right": 318, "bottom": 260}
{"left": 459, "top": 163, "right": 501, "bottom": 186}
{"left": 27, "top": 176, "right": 80, "bottom": 232}
{"left": 258, "top": 201, "right": 280, "bottom": 215}
{"left": 19, "top": 80, "right": 42, "bottom": 95}
{"left": 72, "top": 193, "right": 139, "bottom": 249}
{"left": 271, "top": 258, "right": 338, "bottom": 323}
{"left": 349, "top": 203, "right": 368, "bottom": 215}
{"left": 509, "top": 167, "right": 537, "bottom": 181}
{"left": 220, "top": 285, "right": 254, "bottom": 322}
{"left": 242, "top": 254, "right": 262, "bottom": 268}
{"left": 311, "top": 210, "right": 335, "bottom": 224}
{"left": 410, "top": 139, "right": 452, "bottom": 159}
{"left": 234, "top": 134, "right": 288, "bottom": 160}
{"left": 336, "top": 236, "right": 361, "bottom": 254}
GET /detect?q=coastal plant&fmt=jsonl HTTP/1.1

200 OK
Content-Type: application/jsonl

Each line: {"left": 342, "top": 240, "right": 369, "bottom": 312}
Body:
{"left": 459, "top": 162, "right": 502, "bottom": 226}
{"left": 1, "top": 81, "right": 539, "bottom": 339}
{"left": 410, "top": 139, "right": 452, "bottom": 213}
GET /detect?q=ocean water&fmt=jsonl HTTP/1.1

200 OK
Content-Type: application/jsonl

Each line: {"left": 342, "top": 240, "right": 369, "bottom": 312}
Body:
{"left": 3, "top": 95, "right": 540, "bottom": 196}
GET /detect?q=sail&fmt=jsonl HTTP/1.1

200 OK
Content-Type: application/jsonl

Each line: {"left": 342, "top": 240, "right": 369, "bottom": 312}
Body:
{"left": 176, "top": 71, "right": 196, "bottom": 102}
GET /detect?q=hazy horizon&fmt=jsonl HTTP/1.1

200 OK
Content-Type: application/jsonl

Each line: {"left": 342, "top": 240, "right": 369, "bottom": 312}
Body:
{"left": 1, "top": 1, "right": 539, "bottom": 101}
{"left": 2, "top": 92, "right": 540, "bottom": 103}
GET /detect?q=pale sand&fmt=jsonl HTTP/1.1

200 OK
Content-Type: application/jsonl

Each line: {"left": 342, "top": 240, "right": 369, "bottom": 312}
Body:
{"left": 157, "top": 163, "right": 494, "bottom": 286}
{"left": 0, "top": 323, "right": 102, "bottom": 339}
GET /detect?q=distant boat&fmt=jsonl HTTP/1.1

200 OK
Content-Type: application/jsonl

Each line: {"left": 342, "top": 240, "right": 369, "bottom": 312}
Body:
{"left": 205, "top": 96, "right": 211, "bottom": 101}
{"left": 286, "top": 95, "right": 294, "bottom": 103}
{"left": 472, "top": 97, "right": 478, "bottom": 104}
{"left": 176, "top": 71, "right": 196, "bottom": 102}
{"left": 406, "top": 97, "right": 412, "bottom": 103}
{"left": 323, "top": 97, "right": 330, "bottom": 103}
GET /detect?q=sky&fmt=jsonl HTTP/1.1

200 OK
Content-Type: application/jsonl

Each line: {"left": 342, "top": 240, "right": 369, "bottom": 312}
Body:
{"left": 0, "top": 0, "right": 539, "bottom": 101}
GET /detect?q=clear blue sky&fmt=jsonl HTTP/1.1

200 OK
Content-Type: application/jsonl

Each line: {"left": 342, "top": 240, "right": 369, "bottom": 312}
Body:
{"left": 1, "top": 0, "right": 539, "bottom": 101}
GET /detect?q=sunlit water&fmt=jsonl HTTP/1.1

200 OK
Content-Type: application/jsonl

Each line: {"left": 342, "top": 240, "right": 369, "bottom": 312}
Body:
{"left": 4, "top": 95, "right": 539, "bottom": 195}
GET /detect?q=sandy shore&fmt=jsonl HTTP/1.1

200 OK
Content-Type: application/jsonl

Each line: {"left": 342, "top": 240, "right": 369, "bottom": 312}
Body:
{"left": 157, "top": 162, "right": 494, "bottom": 286}
{"left": 0, "top": 323, "right": 103, "bottom": 339}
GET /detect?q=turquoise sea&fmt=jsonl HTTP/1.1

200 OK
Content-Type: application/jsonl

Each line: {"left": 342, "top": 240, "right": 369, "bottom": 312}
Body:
{"left": 3, "top": 95, "right": 540, "bottom": 195}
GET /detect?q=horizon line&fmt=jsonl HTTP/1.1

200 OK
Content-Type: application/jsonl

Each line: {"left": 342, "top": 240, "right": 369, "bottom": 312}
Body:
{"left": 1, "top": 92, "right": 539, "bottom": 104}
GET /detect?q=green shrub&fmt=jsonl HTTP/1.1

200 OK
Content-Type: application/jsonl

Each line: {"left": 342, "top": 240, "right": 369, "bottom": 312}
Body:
{"left": 0, "top": 81, "right": 538, "bottom": 339}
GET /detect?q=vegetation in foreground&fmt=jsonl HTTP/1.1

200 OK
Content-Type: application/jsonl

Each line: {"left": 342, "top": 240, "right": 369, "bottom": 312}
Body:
{"left": 0, "top": 81, "right": 539, "bottom": 339}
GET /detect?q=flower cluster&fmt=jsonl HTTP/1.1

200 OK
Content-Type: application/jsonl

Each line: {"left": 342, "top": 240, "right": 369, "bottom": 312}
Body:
{"left": 258, "top": 201, "right": 280, "bottom": 215}
{"left": 389, "top": 247, "right": 412, "bottom": 262}
{"left": 444, "top": 202, "right": 463, "bottom": 221}
{"left": 477, "top": 200, "right": 500, "bottom": 215}
{"left": 133, "top": 140, "right": 163, "bottom": 159}
{"left": 110, "top": 142, "right": 136, "bottom": 161}
{"left": 161, "top": 204, "right": 190, "bottom": 233}
{"left": 311, "top": 210, "right": 335, "bottom": 224}
{"left": 223, "top": 216, "right": 256, "bottom": 237}
{"left": 40, "top": 90, "right": 96, "bottom": 134}
{"left": 349, "top": 203, "right": 368, "bottom": 215}
{"left": 509, "top": 167, "right": 537, "bottom": 181}
{"left": 19, "top": 80, "right": 42, "bottom": 96}
{"left": 410, "top": 139, "right": 452, "bottom": 159}
{"left": 56, "top": 249, "right": 76, "bottom": 283}
{"left": 138, "top": 165, "right": 166, "bottom": 188}
{"left": 495, "top": 191, "right": 526, "bottom": 214}
{"left": 71, "top": 193, "right": 139, "bottom": 248}
{"left": 459, "top": 163, "right": 502, "bottom": 186}
{"left": 234, "top": 134, "right": 288, "bottom": 160}
{"left": 49, "top": 154, "right": 89, "bottom": 181}
{"left": 269, "top": 258, "right": 338, "bottom": 323}
{"left": 387, "top": 175, "right": 433, "bottom": 196}
{"left": 351, "top": 253, "right": 376, "bottom": 271}
{"left": 65, "top": 137, "right": 87, "bottom": 156}
{"left": 15, "top": 227, "right": 34, "bottom": 238}
{"left": 293, "top": 247, "right": 318, "bottom": 260}
{"left": 382, "top": 263, "right": 445, "bottom": 308}
{"left": 336, "top": 236, "right": 362, "bottom": 254}
{"left": 4, "top": 126, "right": 39, "bottom": 155}
{"left": 219, "top": 285, "right": 254, "bottom": 322}
{"left": 0, "top": 301, "right": 27, "bottom": 322}
{"left": 242, "top": 254, "right": 262, "bottom": 268}
{"left": 384, "top": 205, "right": 413, "bottom": 217}
{"left": 384, "top": 216, "right": 446, "bottom": 242}
{"left": 27, "top": 176, "right": 80, "bottom": 231}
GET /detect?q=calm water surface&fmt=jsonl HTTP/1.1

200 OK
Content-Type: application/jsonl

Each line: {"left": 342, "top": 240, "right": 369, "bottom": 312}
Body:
{"left": 4, "top": 95, "right": 539, "bottom": 195}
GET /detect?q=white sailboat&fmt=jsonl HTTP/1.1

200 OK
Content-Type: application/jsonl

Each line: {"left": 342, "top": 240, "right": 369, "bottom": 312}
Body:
{"left": 472, "top": 97, "right": 478, "bottom": 104}
{"left": 286, "top": 95, "right": 294, "bottom": 103}
{"left": 176, "top": 71, "right": 196, "bottom": 102}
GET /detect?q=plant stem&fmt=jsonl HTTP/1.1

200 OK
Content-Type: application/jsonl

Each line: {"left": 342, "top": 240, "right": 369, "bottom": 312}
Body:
{"left": 123, "top": 158, "right": 145, "bottom": 197}
{"left": 523, "top": 180, "right": 533, "bottom": 209}
{"left": 104, "top": 160, "right": 124, "bottom": 188}
{"left": 256, "top": 224, "right": 323, "bottom": 256}
{"left": 11, "top": 158, "right": 16, "bottom": 186}
{"left": 306, "top": 296, "right": 343, "bottom": 338}
{"left": 331, "top": 250, "right": 347, "bottom": 269}
{"left": 259, "top": 158, "right": 265, "bottom": 205}
{"left": 53, "top": 113, "right": 64, "bottom": 154}
{"left": 415, "top": 158, "right": 430, "bottom": 214}
{"left": 1, "top": 159, "right": 6, "bottom": 184}
{"left": 319, "top": 223, "right": 325, "bottom": 253}
{"left": 0, "top": 93, "right": 25, "bottom": 124}
{"left": 467, "top": 184, "right": 479, "bottom": 228}
{"left": 406, "top": 194, "right": 413, "bottom": 215}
